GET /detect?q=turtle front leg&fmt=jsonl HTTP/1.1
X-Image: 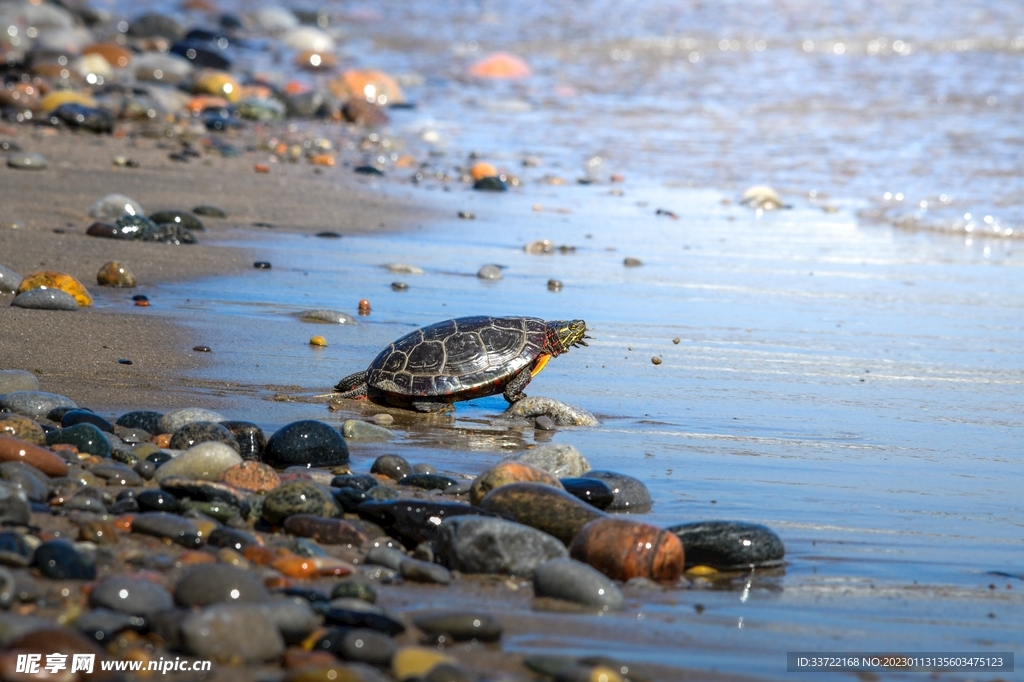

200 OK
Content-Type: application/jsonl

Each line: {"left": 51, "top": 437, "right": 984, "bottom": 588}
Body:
{"left": 503, "top": 368, "right": 533, "bottom": 403}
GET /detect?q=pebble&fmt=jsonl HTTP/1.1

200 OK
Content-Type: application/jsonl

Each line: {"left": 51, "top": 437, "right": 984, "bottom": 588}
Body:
{"left": 91, "top": 463, "right": 144, "bottom": 486}
{"left": 46, "top": 423, "right": 112, "bottom": 457}
{"left": 532, "top": 558, "right": 624, "bottom": 611}
{"left": 502, "top": 396, "right": 599, "bottom": 426}
{"left": 400, "top": 557, "right": 452, "bottom": 584}
{"left": 666, "top": 520, "right": 785, "bottom": 570}
{"left": 341, "top": 419, "right": 393, "bottom": 441}
{"left": 507, "top": 443, "right": 591, "bottom": 478}
{"left": 437, "top": 515, "right": 568, "bottom": 577}
{"left": 283, "top": 515, "right": 371, "bottom": 547}
{"left": 255, "top": 261, "right": 272, "bottom": 269}
{"left": 477, "top": 264, "right": 503, "bottom": 280}
{"left": 0, "top": 434, "right": 70, "bottom": 476}
{"left": 168, "top": 421, "right": 240, "bottom": 452}
{"left": 368, "top": 413, "right": 394, "bottom": 426}
{"left": 157, "top": 407, "right": 227, "bottom": 434}
{"left": 310, "top": 335, "right": 328, "bottom": 347}
{"left": 10, "top": 288, "right": 80, "bottom": 311}
{"left": 0, "top": 482, "right": 30, "bottom": 525}
{"left": 741, "top": 185, "right": 786, "bottom": 210}
{"left": 623, "top": 257, "right": 643, "bottom": 267}
{"left": 0, "top": 416, "right": 45, "bottom": 445}
{"left": 479, "top": 482, "right": 606, "bottom": 544}
{"left": 385, "top": 263, "right": 424, "bottom": 275}
{"left": 324, "top": 607, "right": 405, "bottom": 636}
{"left": 313, "top": 627, "right": 396, "bottom": 667}
{"left": 6, "top": 151, "right": 48, "bottom": 170}
{"left": 258, "top": 597, "right": 321, "bottom": 644}
{"left": 181, "top": 603, "right": 285, "bottom": 663}
{"left": 392, "top": 647, "right": 460, "bottom": 681}
{"left": 34, "top": 539, "right": 96, "bottom": 580}
{"left": 263, "top": 480, "right": 340, "bottom": 525}
{"left": 398, "top": 473, "right": 460, "bottom": 491}
{"left": 264, "top": 420, "right": 350, "bottom": 469}
{"left": 17, "top": 271, "right": 92, "bottom": 306}
{"left": 535, "top": 415, "right": 557, "bottom": 430}
{"left": 411, "top": 611, "right": 502, "bottom": 642}
{"left": 221, "top": 460, "right": 279, "bottom": 493}
{"left": 568, "top": 518, "right": 684, "bottom": 582}
{"left": 365, "top": 546, "right": 407, "bottom": 571}
{"left": 473, "top": 176, "right": 508, "bottom": 191}
{"left": 174, "top": 563, "right": 271, "bottom": 607}
{"left": 547, "top": 279, "right": 563, "bottom": 292}
{"left": 116, "top": 410, "right": 164, "bottom": 434}
{"left": 160, "top": 479, "right": 251, "bottom": 517}
{"left": 73, "top": 607, "right": 139, "bottom": 642}
{"left": 60, "top": 409, "right": 114, "bottom": 433}
{"left": 470, "top": 461, "right": 564, "bottom": 505}
{"left": 0, "top": 462, "right": 49, "bottom": 501}
{"left": 148, "top": 210, "right": 205, "bottom": 232}
{"left": 207, "top": 527, "right": 258, "bottom": 552}
{"left": 330, "top": 473, "right": 379, "bottom": 491}
{"left": 331, "top": 581, "right": 378, "bottom": 603}
{"left": 560, "top": 477, "right": 615, "bottom": 510}
{"left": 299, "top": 309, "right": 358, "bottom": 324}
{"left": 95, "top": 261, "right": 137, "bottom": 288}
{"left": 131, "top": 512, "right": 202, "bottom": 548}
{"left": 370, "top": 454, "right": 411, "bottom": 480}
{"left": 0, "top": 266, "right": 23, "bottom": 294}
{"left": 580, "top": 471, "right": 652, "bottom": 512}
{"left": 0, "top": 371, "right": 38, "bottom": 396}
{"left": 391, "top": 282, "right": 409, "bottom": 291}
{"left": 89, "top": 576, "right": 173, "bottom": 616}
{"left": 220, "top": 420, "right": 266, "bottom": 459}
{"left": 139, "top": 222, "right": 197, "bottom": 244}
{"left": 63, "top": 486, "right": 109, "bottom": 513}
{"left": 193, "top": 205, "right": 227, "bottom": 218}
{"left": 136, "top": 489, "right": 179, "bottom": 513}
{"left": 153, "top": 441, "right": 242, "bottom": 483}
{"left": 358, "top": 500, "right": 504, "bottom": 547}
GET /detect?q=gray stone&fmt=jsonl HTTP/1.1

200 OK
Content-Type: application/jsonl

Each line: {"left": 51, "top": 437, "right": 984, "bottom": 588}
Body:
{"left": 180, "top": 604, "right": 284, "bottom": 663}
{"left": 580, "top": 471, "right": 652, "bottom": 512}
{"left": 437, "top": 516, "right": 568, "bottom": 577}
{"left": 328, "top": 628, "right": 396, "bottom": 667}
{"left": 502, "top": 396, "right": 599, "bottom": 427}
{"left": 507, "top": 444, "right": 590, "bottom": 478}
{"left": 7, "top": 152, "right": 48, "bottom": 170}
{"left": 131, "top": 512, "right": 202, "bottom": 548}
{"left": 298, "top": 309, "right": 358, "bottom": 324}
{"left": 174, "top": 563, "right": 271, "bottom": 607}
{"left": 152, "top": 441, "right": 242, "bottom": 484}
{"left": 341, "top": 419, "right": 393, "bottom": 441}
{"left": 532, "top": 558, "right": 624, "bottom": 611}
{"left": 0, "top": 266, "right": 22, "bottom": 295}
{"left": 0, "top": 391, "right": 76, "bottom": 419}
{"left": 411, "top": 611, "right": 502, "bottom": 642}
{"left": 400, "top": 558, "right": 452, "bottom": 585}
{"left": 0, "top": 462, "right": 50, "bottom": 502}
{"left": 88, "top": 193, "right": 144, "bottom": 222}
{"left": 74, "top": 608, "right": 139, "bottom": 642}
{"left": 667, "top": 520, "right": 785, "bottom": 570}
{"left": 364, "top": 546, "right": 406, "bottom": 571}
{"left": 90, "top": 463, "right": 144, "bottom": 487}
{"left": 256, "top": 597, "right": 320, "bottom": 644}
{"left": 89, "top": 576, "right": 173, "bottom": 616}
{"left": 11, "top": 287, "right": 79, "bottom": 310}
{"left": 0, "top": 370, "right": 36, "bottom": 392}
{"left": 477, "top": 264, "right": 503, "bottom": 280}
{"left": 0, "top": 482, "right": 30, "bottom": 525}
{"left": 156, "top": 407, "right": 227, "bottom": 435}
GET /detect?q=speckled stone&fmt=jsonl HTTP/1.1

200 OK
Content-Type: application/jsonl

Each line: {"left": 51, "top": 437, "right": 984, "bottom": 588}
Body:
{"left": 264, "top": 420, "right": 349, "bottom": 469}
{"left": 0, "top": 266, "right": 23, "bottom": 295}
{"left": 0, "top": 370, "right": 37, "bottom": 393}
{"left": 116, "top": 411, "right": 164, "bottom": 433}
{"left": 580, "top": 471, "right": 652, "bottom": 513}
{"left": 341, "top": 419, "right": 393, "bottom": 441}
{"left": 437, "top": 516, "right": 568, "bottom": 577}
{"left": 532, "top": 558, "right": 624, "bottom": 611}
{"left": 369, "top": 454, "right": 411, "bottom": 481}
{"left": 131, "top": 512, "right": 202, "bottom": 548}
{"left": 0, "top": 416, "right": 46, "bottom": 445}
{"left": 181, "top": 604, "right": 284, "bottom": 663}
{"left": 508, "top": 444, "right": 591, "bottom": 478}
{"left": 10, "top": 288, "right": 80, "bottom": 311}
{"left": 263, "top": 480, "right": 340, "bottom": 525}
{"left": 0, "top": 391, "right": 76, "bottom": 419}
{"left": 34, "top": 539, "right": 96, "bottom": 580}
{"left": 174, "top": 563, "right": 271, "bottom": 607}
{"left": 330, "top": 474, "right": 379, "bottom": 491}
{"left": 148, "top": 210, "right": 205, "bottom": 232}
{"left": 60, "top": 409, "right": 114, "bottom": 433}
{"left": 220, "top": 460, "right": 279, "bottom": 493}
{"left": 502, "top": 397, "right": 599, "bottom": 427}
{"left": 220, "top": 421, "right": 266, "bottom": 459}
{"left": 46, "top": 423, "right": 111, "bottom": 457}
{"left": 89, "top": 576, "right": 173, "bottom": 616}
{"left": 412, "top": 611, "right": 502, "bottom": 642}
{"left": 153, "top": 441, "right": 242, "bottom": 484}
{"left": 169, "top": 421, "right": 239, "bottom": 453}
{"left": 667, "top": 520, "right": 785, "bottom": 570}
{"left": 157, "top": 407, "right": 227, "bottom": 435}
{"left": 478, "top": 482, "right": 607, "bottom": 545}
{"left": 0, "top": 482, "right": 30, "bottom": 525}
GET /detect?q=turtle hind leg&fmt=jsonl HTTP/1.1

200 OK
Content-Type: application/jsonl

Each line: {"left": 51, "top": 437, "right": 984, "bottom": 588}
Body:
{"left": 503, "top": 368, "right": 533, "bottom": 403}
{"left": 334, "top": 370, "right": 369, "bottom": 398}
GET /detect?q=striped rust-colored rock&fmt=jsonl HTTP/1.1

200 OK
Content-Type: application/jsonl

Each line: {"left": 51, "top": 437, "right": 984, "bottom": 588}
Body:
{"left": 569, "top": 517, "right": 684, "bottom": 582}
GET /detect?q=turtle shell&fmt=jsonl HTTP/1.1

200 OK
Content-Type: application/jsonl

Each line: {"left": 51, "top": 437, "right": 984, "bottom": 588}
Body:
{"left": 366, "top": 316, "right": 548, "bottom": 401}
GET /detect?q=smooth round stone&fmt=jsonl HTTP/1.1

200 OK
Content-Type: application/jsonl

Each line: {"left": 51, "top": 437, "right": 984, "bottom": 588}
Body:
{"left": 219, "top": 421, "right": 265, "bottom": 459}
{"left": 89, "top": 576, "right": 173, "bottom": 616}
{"left": 502, "top": 397, "right": 599, "bottom": 427}
{"left": 0, "top": 266, "right": 23, "bottom": 295}
{"left": 370, "top": 454, "right": 411, "bottom": 481}
{"left": 168, "top": 421, "right": 239, "bottom": 452}
{"left": 0, "top": 370, "right": 36, "bottom": 393}
{"left": 96, "top": 261, "right": 136, "bottom": 288}
{"left": 207, "top": 527, "right": 257, "bottom": 552}
{"left": 330, "top": 474, "right": 378, "bottom": 492}
{"left": 193, "top": 205, "right": 226, "bottom": 218}
{"left": 0, "top": 436, "right": 68, "bottom": 476}
{"left": 46, "top": 406, "right": 80, "bottom": 423}
{"left": 116, "top": 410, "right": 163, "bottom": 433}
{"left": 7, "top": 152, "right": 47, "bottom": 170}
{"left": 221, "top": 460, "right": 279, "bottom": 493}
{"left": 398, "top": 473, "right": 460, "bottom": 491}
{"left": 73, "top": 608, "right": 139, "bottom": 642}
{"left": 257, "top": 597, "right": 320, "bottom": 644}
{"left": 323, "top": 608, "right": 405, "bottom": 637}
{"left": 107, "top": 497, "right": 139, "bottom": 515}
{"left": 667, "top": 521, "right": 785, "bottom": 570}
{"left": 60, "top": 409, "right": 113, "bottom": 433}
{"left": 436, "top": 516, "right": 568, "bottom": 577}
{"left": 10, "top": 288, "right": 79, "bottom": 311}
{"left": 133, "top": 459, "right": 156, "bottom": 480}
{"left": 117, "top": 427, "right": 152, "bottom": 444}
{"left": 559, "top": 478, "right": 615, "bottom": 510}
{"left": 473, "top": 176, "right": 508, "bottom": 191}
{"left": 148, "top": 210, "right": 205, "bottom": 232}
{"left": 157, "top": 407, "right": 226, "bottom": 435}
{"left": 263, "top": 480, "right": 339, "bottom": 525}
{"left": 476, "top": 264, "right": 503, "bottom": 280}
{"left": 331, "top": 580, "right": 377, "bottom": 603}
{"left": 365, "top": 546, "right": 407, "bottom": 571}
{"left": 341, "top": 419, "right": 393, "bottom": 441}
{"left": 90, "top": 463, "right": 143, "bottom": 486}
{"left": 412, "top": 611, "right": 501, "bottom": 642}
{"left": 357, "top": 500, "right": 503, "bottom": 547}
{"left": 46, "top": 423, "right": 111, "bottom": 458}
{"left": 146, "top": 451, "right": 173, "bottom": 466}
{"left": 508, "top": 444, "right": 590, "bottom": 478}
{"left": 411, "top": 463, "right": 436, "bottom": 475}
{"left": 88, "top": 193, "right": 143, "bottom": 222}
{"left": 264, "top": 420, "right": 349, "bottom": 469}
{"left": 152, "top": 441, "right": 242, "bottom": 484}
{"left": 569, "top": 518, "right": 684, "bottom": 582}
{"left": 0, "top": 483, "right": 30, "bottom": 525}
{"left": 0, "top": 416, "right": 46, "bottom": 445}
{"left": 0, "top": 462, "right": 49, "bottom": 502}
{"left": 174, "top": 563, "right": 270, "bottom": 608}
{"left": 63, "top": 487, "right": 109, "bottom": 513}
{"left": 479, "top": 482, "right": 607, "bottom": 545}
{"left": 1, "top": 392, "right": 75, "bottom": 420}
{"left": 298, "top": 309, "right": 358, "bottom": 325}
{"left": 283, "top": 515, "right": 371, "bottom": 547}
{"left": 131, "top": 512, "right": 202, "bottom": 548}
{"left": 34, "top": 539, "right": 95, "bottom": 580}
{"left": 399, "top": 558, "right": 452, "bottom": 585}
{"left": 580, "top": 471, "right": 652, "bottom": 513}
{"left": 532, "top": 558, "right": 624, "bottom": 611}
{"left": 313, "top": 627, "right": 396, "bottom": 667}
{"left": 181, "top": 604, "right": 284, "bottom": 663}
{"left": 470, "top": 461, "right": 563, "bottom": 505}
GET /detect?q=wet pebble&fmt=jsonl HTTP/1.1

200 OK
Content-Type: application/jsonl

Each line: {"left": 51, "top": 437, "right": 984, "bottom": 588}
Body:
{"left": 131, "top": 512, "right": 202, "bottom": 548}
{"left": 398, "top": 473, "right": 460, "bottom": 491}
{"left": 741, "top": 185, "right": 786, "bottom": 210}
{"left": 17, "top": 273, "right": 91, "bottom": 307}
{"left": 168, "top": 421, "right": 239, "bottom": 452}
{"left": 90, "top": 462, "right": 144, "bottom": 486}
{"left": 160, "top": 478, "right": 250, "bottom": 517}
{"left": 135, "top": 489, "right": 179, "bottom": 513}
{"left": 437, "top": 516, "right": 568, "bottom": 577}
{"left": 358, "top": 500, "right": 500, "bottom": 547}
{"left": 623, "top": 257, "right": 643, "bottom": 267}
{"left": 139, "top": 222, "right": 197, "bottom": 244}
{"left": 391, "top": 281, "right": 408, "bottom": 291}
{"left": 330, "top": 473, "right": 379, "bottom": 491}
{"left": 207, "top": 527, "right": 258, "bottom": 552}
{"left": 89, "top": 576, "right": 173, "bottom": 616}
{"left": 0, "top": 483, "right": 30, "bottom": 525}
{"left": 0, "top": 415, "right": 45, "bottom": 445}
{"left": 255, "top": 261, "right": 272, "bottom": 269}
{"left": 88, "top": 193, "right": 143, "bottom": 222}
{"left": 63, "top": 486, "right": 109, "bottom": 513}
{"left": 73, "top": 607, "right": 140, "bottom": 642}
{"left": 569, "top": 518, "right": 684, "bottom": 582}
{"left": 46, "top": 423, "right": 111, "bottom": 457}
{"left": 365, "top": 545, "right": 407, "bottom": 571}
{"left": 153, "top": 441, "right": 242, "bottom": 483}
{"left": 221, "top": 460, "right": 279, "bottom": 493}
{"left": 667, "top": 520, "right": 785, "bottom": 570}
{"left": 148, "top": 210, "right": 205, "bottom": 232}
{"left": 60, "top": 409, "right": 113, "bottom": 433}
{"left": 116, "top": 410, "right": 163, "bottom": 434}
{"left": 0, "top": 462, "right": 49, "bottom": 501}
{"left": 473, "top": 176, "right": 508, "bottom": 191}
{"left": 331, "top": 581, "right": 378, "bottom": 603}
{"left": 174, "top": 563, "right": 271, "bottom": 607}
{"left": 532, "top": 558, "right": 624, "bottom": 611}
{"left": 314, "top": 627, "right": 396, "bottom": 667}
{"left": 181, "top": 603, "right": 284, "bottom": 663}
{"left": 283, "top": 515, "right": 371, "bottom": 547}
{"left": 220, "top": 420, "right": 266, "bottom": 459}
{"left": 560, "top": 477, "right": 615, "bottom": 510}
{"left": 0, "top": 435, "right": 69, "bottom": 476}
{"left": 263, "top": 480, "right": 340, "bottom": 525}
{"left": 299, "top": 309, "right": 358, "bottom": 324}
{"left": 96, "top": 261, "right": 136, "bottom": 288}
{"left": 412, "top": 611, "right": 501, "bottom": 642}
{"left": 258, "top": 597, "right": 320, "bottom": 644}
{"left": 10, "top": 288, "right": 79, "bottom": 310}
{"left": 264, "top": 420, "right": 349, "bottom": 468}
{"left": 502, "top": 396, "right": 599, "bottom": 426}
{"left": 479, "top": 482, "right": 606, "bottom": 545}
{"left": 385, "top": 263, "right": 424, "bottom": 275}
{"left": 508, "top": 443, "right": 590, "bottom": 478}
{"left": 400, "top": 557, "right": 452, "bottom": 584}
{"left": 370, "top": 454, "right": 411, "bottom": 480}
{"left": 580, "top": 470, "right": 652, "bottom": 512}
{"left": 193, "top": 205, "right": 227, "bottom": 218}
{"left": 323, "top": 607, "right": 405, "bottom": 636}
{"left": 6, "top": 152, "right": 47, "bottom": 170}
{"left": 470, "top": 461, "right": 563, "bottom": 505}
{"left": 157, "top": 407, "right": 226, "bottom": 434}
{"left": 341, "top": 419, "right": 393, "bottom": 441}
{"left": 477, "top": 264, "right": 503, "bottom": 280}
{"left": 0, "top": 266, "right": 23, "bottom": 295}
{"left": 547, "top": 279, "right": 563, "bottom": 292}
{"left": 535, "top": 415, "right": 557, "bottom": 430}
{"left": 34, "top": 539, "right": 96, "bottom": 580}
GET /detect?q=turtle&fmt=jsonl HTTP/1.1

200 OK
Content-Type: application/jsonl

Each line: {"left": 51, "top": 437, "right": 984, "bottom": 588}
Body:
{"left": 334, "top": 315, "right": 589, "bottom": 412}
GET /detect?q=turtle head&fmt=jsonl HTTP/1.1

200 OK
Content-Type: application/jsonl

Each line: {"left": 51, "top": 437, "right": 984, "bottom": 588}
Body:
{"left": 545, "top": 319, "right": 589, "bottom": 355}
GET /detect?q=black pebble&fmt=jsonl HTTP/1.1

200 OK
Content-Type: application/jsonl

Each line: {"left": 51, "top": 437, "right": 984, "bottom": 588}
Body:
{"left": 193, "top": 346, "right": 211, "bottom": 352}
{"left": 473, "top": 176, "right": 508, "bottom": 191}
{"left": 391, "top": 282, "right": 408, "bottom": 291}
{"left": 118, "top": 359, "right": 133, "bottom": 365}
{"left": 254, "top": 262, "right": 272, "bottom": 269}
{"left": 132, "top": 294, "right": 149, "bottom": 302}
{"left": 354, "top": 165, "right": 384, "bottom": 176}
{"left": 315, "top": 231, "right": 342, "bottom": 238}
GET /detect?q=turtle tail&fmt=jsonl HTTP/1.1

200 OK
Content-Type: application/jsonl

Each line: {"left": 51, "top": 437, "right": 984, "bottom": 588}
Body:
{"left": 334, "top": 370, "right": 369, "bottom": 399}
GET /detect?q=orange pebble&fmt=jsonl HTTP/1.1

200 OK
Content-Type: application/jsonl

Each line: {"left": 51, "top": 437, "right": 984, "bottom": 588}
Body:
{"left": 264, "top": 576, "right": 292, "bottom": 590}
{"left": 569, "top": 517, "right": 684, "bottom": 582}
{"left": 469, "top": 52, "right": 532, "bottom": 79}
{"left": 283, "top": 648, "right": 338, "bottom": 670}
{"left": 186, "top": 94, "right": 229, "bottom": 114}
{"left": 151, "top": 433, "right": 172, "bottom": 448}
{"left": 395, "top": 155, "right": 417, "bottom": 168}
{"left": 135, "top": 300, "right": 150, "bottom": 307}
{"left": 470, "top": 162, "right": 498, "bottom": 181}
{"left": 255, "top": 163, "right": 271, "bottom": 173}
{"left": 113, "top": 515, "right": 135, "bottom": 531}
{"left": 313, "top": 557, "right": 354, "bottom": 577}
{"left": 178, "top": 550, "right": 216, "bottom": 565}
{"left": 272, "top": 556, "right": 318, "bottom": 579}
{"left": 47, "top": 443, "right": 79, "bottom": 457}
{"left": 243, "top": 545, "right": 278, "bottom": 565}
{"left": 310, "top": 154, "right": 335, "bottom": 167}
{"left": 357, "top": 299, "right": 371, "bottom": 315}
